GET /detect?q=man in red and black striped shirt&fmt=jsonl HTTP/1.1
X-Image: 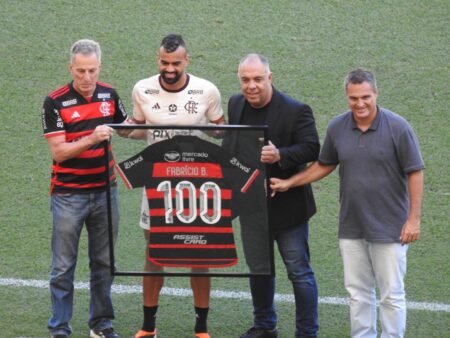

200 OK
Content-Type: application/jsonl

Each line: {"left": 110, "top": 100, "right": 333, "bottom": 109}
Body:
{"left": 41, "top": 39, "right": 127, "bottom": 338}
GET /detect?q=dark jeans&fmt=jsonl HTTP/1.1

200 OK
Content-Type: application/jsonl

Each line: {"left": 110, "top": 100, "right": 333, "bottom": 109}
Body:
{"left": 249, "top": 223, "right": 319, "bottom": 338}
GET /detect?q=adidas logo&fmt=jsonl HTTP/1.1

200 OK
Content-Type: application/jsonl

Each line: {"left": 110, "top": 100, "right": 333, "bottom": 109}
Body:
{"left": 152, "top": 103, "right": 161, "bottom": 110}
{"left": 71, "top": 111, "right": 80, "bottom": 119}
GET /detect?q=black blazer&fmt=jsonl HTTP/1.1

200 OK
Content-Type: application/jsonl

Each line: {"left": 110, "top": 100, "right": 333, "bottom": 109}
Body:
{"left": 227, "top": 87, "right": 320, "bottom": 232}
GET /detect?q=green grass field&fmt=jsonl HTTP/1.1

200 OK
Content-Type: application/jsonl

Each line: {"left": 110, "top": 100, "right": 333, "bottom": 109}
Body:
{"left": 1, "top": 0, "right": 449, "bottom": 337}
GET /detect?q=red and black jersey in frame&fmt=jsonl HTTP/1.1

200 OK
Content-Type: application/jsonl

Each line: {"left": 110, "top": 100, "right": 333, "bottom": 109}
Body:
{"left": 41, "top": 82, "right": 127, "bottom": 193}
{"left": 116, "top": 135, "right": 261, "bottom": 268}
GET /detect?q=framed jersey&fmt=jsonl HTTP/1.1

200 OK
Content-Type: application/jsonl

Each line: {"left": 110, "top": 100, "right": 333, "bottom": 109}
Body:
{"left": 103, "top": 125, "right": 274, "bottom": 277}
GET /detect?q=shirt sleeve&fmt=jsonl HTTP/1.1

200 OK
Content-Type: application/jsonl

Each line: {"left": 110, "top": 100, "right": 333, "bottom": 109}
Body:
{"left": 396, "top": 124, "right": 425, "bottom": 173}
{"left": 113, "top": 89, "right": 128, "bottom": 123}
{"left": 205, "top": 83, "right": 224, "bottom": 122}
{"left": 318, "top": 125, "right": 339, "bottom": 165}
{"left": 41, "top": 96, "right": 66, "bottom": 139}
{"left": 131, "top": 83, "right": 146, "bottom": 122}
{"left": 116, "top": 151, "right": 149, "bottom": 189}
{"left": 223, "top": 153, "right": 260, "bottom": 194}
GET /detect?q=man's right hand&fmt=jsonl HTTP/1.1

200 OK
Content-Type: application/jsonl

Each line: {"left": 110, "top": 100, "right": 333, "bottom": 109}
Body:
{"left": 269, "top": 177, "right": 291, "bottom": 197}
{"left": 90, "top": 125, "right": 114, "bottom": 143}
{"left": 47, "top": 124, "right": 113, "bottom": 163}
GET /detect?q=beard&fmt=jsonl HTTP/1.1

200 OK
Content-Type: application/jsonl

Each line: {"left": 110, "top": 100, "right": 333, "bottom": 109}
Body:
{"left": 161, "top": 71, "right": 182, "bottom": 85}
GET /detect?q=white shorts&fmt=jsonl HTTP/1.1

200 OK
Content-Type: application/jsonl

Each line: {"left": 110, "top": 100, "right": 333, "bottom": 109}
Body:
{"left": 139, "top": 189, "right": 150, "bottom": 230}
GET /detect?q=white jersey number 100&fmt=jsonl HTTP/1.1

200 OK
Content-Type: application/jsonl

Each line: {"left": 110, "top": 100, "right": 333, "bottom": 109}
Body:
{"left": 157, "top": 180, "right": 221, "bottom": 224}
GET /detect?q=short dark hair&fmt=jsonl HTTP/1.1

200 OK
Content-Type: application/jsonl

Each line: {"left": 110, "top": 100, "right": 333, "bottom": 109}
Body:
{"left": 160, "top": 34, "right": 186, "bottom": 53}
{"left": 344, "top": 68, "right": 378, "bottom": 93}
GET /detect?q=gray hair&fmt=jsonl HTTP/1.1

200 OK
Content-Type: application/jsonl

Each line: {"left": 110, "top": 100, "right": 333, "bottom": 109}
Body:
{"left": 70, "top": 39, "right": 101, "bottom": 63}
{"left": 238, "top": 53, "right": 271, "bottom": 76}
{"left": 344, "top": 68, "right": 378, "bottom": 93}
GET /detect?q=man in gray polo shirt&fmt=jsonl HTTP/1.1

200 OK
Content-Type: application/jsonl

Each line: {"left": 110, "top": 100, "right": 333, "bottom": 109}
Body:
{"left": 269, "top": 68, "right": 424, "bottom": 338}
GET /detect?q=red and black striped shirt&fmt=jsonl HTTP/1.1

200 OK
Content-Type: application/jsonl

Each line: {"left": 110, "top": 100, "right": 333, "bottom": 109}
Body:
{"left": 116, "top": 135, "right": 260, "bottom": 268}
{"left": 42, "top": 82, "right": 127, "bottom": 193}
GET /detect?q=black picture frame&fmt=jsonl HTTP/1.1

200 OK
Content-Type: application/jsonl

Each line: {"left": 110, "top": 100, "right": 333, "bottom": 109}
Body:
{"left": 103, "top": 124, "right": 274, "bottom": 278}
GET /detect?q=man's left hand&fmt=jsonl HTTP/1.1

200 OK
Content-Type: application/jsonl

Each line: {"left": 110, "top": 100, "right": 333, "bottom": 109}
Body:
{"left": 261, "top": 140, "right": 280, "bottom": 164}
{"left": 399, "top": 219, "right": 421, "bottom": 244}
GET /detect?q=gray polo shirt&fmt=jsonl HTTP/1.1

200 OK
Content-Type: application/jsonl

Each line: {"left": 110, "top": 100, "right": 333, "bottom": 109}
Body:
{"left": 319, "top": 107, "right": 424, "bottom": 242}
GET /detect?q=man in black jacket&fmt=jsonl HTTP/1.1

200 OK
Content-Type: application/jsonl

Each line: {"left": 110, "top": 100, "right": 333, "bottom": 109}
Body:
{"left": 227, "top": 54, "right": 320, "bottom": 338}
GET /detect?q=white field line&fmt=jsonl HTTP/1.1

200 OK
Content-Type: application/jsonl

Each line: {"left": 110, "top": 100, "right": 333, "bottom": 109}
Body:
{"left": 1, "top": 277, "right": 449, "bottom": 313}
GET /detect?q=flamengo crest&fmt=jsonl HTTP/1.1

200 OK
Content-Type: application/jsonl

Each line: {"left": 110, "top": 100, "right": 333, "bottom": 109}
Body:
{"left": 100, "top": 102, "right": 111, "bottom": 116}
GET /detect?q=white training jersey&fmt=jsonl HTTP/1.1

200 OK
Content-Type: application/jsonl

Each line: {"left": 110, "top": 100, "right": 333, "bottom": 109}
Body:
{"left": 132, "top": 73, "right": 224, "bottom": 145}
